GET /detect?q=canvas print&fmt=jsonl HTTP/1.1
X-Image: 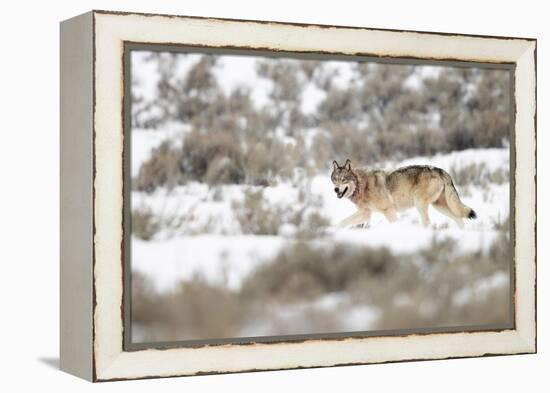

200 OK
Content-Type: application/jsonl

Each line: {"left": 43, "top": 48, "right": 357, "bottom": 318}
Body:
{"left": 128, "top": 49, "right": 512, "bottom": 344}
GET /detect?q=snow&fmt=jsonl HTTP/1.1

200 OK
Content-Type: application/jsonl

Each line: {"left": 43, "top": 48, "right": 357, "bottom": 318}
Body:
{"left": 301, "top": 83, "right": 326, "bottom": 114}
{"left": 213, "top": 55, "right": 273, "bottom": 109}
{"left": 132, "top": 183, "right": 244, "bottom": 236}
{"left": 128, "top": 51, "right": 510, "bottom": 335}
{"left": 392, "top": 147, "right": 509, "bottom": 173}
{"left": 131, "top": 51, "right": 159, "bottom": 102}
{"left": 238, "top": 292, "right": 381, "bottom": 337}
{"left": 132, "top": 228, "right": 437, "bottom": 295}
{"left": 452, "top": 271, "right": 509, "bottom": 306}
{"left": 330, "top": 62, "right": 356, "bottom": 89}
{"left": 262, "top": 182, "right": 300, "bottom": 206}
{"left": 132, "top": 235, "right": 285, "bottom": 292}
{"left": 327, "top": 225, "right": 500, "bottom": 255}
{"left": 131, "top": 51, "right": 203, "bottom": 102}
{"left": 404, "top": 65, "right": 443, "bottom": 90}
{"left": 132, "top": 147, "right": 510, "bottom": 299}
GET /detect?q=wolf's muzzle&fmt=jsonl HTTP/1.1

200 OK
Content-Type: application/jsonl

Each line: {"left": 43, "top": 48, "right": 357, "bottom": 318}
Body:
{"left": 335, "top": 186, "right": 348, "bottom": 199}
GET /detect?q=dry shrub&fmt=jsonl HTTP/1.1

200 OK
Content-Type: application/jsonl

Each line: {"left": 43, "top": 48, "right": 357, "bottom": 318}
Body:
{"left": 132, "top": 273, "right": 243, "bottom": 342}
{"left": 243, "top": 137, "right": 292, "bottom": 186}
{"left": 134, "top": 58, "right": 512, "bottom": 195}
{"left": 240, "top": 242, "right": 394, "bottom": 303}
{"left": 492, "top": 214, "right": 510, "bottom": 232}
{"left": 373, "top": 285, "right": 510, "bottom": 331}
{"left": 136, "top": 127, "right": 249, "bottom": 189}
{"left": 239, "top": 234, "right": 511, "bottom": 330}
{"left": 182, "top": 128, "right": 245, "bottom": 185}
{"left": 450, "top": 162, "right": 509, "bottom": 187}
{"left": 131, "top": 205, "right": 160, "bottom": 240}
{"left": 405, "top": 128, "right": 449, "bottom": 157}
{"left": 205, "top": 155, "right": 245, "bottom": 185}
{"left": 132, "top": 234, "right": 512, "bottom": 342}
{"left": 256, "top": 59, "right": 304, "bottom": 103}
{"left": 312, "top": 125, "right": 381, "bottom": 167}
{"left": 372, "top": 234, "right": 511, "bottom": 330}
{"left": 232, "top": 188, "right": 330, "bottom": 237}
{"left": 232, "top": 189, "right": 282, "bottom": 235}
{"left": 135, "top": 55, "right": 511, "bottom": 189}
{"left": 135, "top": 141, "right": 183, "bottom": 193}
{"left": 135, "top": 127, "right": 305, "bottom": 191}
{"left": 317, "top": 88, "right": 361, "bottom": 124}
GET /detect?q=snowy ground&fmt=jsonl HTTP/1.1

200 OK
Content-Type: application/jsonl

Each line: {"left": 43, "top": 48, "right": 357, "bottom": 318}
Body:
{"left": 129, "top": 52, "right": 510, "bottom": 339}
{"left": 132, "top": 143, "right": 509, "bottom": 295}
{"left": 239, "top": 292, "right": 381, "bottom": 337}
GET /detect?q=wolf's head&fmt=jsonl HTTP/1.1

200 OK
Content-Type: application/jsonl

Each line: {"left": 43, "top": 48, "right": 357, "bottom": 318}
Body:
{"left": 331, "top": 159, "right": 357, "bottom": 199}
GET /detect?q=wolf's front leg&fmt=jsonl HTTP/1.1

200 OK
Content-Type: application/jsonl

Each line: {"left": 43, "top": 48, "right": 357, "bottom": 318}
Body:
{"left": 382, "top": 207, "right": 398, "bottom": 223}
{"left": 338, "top": 210, "right": 370, "bottom": 228}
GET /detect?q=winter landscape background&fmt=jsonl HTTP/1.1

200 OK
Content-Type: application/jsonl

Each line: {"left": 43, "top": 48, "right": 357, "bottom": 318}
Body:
{"left": 129, "top": 50, "right": 512, "bottom": 343}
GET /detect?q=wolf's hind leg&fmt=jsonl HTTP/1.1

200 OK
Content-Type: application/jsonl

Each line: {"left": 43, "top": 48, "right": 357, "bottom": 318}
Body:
{"left": 433, "top": 204, "right": 464, "bottom": 228}
{"left": 433, "top": 195, "right": 464, "bottom": 228}
{"left": 415, "top": 183, "right": 444, "bottom": 227}
{"left": 338, "top": 210, "right": 370, "bottom": 228}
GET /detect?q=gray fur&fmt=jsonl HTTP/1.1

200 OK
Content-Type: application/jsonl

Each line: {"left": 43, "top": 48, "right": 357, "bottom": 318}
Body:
{"left": 331, "top": 160, "right": 476, "bottom": 228}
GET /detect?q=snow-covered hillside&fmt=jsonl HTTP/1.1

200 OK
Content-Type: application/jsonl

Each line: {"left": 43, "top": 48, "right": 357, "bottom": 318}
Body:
{"left": 129, "top": 51, "right": 512, "bottom": 342}
{"left": 132, "top": 145, "right": 509, "bottom": 293}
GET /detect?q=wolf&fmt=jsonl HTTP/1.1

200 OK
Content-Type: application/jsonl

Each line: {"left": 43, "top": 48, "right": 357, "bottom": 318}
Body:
{"left": 331, "top": 159, "right": 476, "bottom": 228}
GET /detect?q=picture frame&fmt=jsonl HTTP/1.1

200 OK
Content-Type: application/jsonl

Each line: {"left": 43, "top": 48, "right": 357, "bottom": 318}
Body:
{"left": 60, "top": 10, "right": 536, "bottom": 382}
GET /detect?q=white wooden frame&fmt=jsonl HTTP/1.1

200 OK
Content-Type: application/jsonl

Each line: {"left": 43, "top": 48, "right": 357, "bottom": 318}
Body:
{"left": 60, "top": 10, "right": 536, "bottom": 382}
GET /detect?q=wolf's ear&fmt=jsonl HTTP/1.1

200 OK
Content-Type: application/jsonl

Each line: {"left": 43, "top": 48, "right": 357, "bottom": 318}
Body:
{"left": 344, "top": 159, "right": 351, "bottom": 170}
{"left": 332, "top": 160, "right": 339, "bottom": 171}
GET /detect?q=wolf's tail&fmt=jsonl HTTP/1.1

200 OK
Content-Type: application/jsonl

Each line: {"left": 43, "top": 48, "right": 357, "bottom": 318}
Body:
{"left": 442, "top": 171, "right": 477, "bottom": 219}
